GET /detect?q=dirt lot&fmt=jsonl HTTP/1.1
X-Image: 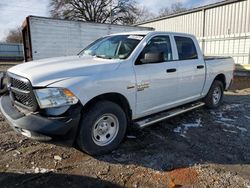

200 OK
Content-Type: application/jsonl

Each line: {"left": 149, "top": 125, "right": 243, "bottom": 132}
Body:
{"left": 0, "top": 64, "right": 250, "bottom": 188}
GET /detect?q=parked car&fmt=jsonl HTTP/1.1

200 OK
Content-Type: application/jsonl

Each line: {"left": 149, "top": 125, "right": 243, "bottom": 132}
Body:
{"left": 0, "top": 31, "right": 234, "bottom": 155}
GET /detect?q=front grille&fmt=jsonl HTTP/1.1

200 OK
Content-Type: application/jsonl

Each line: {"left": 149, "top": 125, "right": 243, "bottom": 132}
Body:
{"left": 10, "top": 77, "right": 30, "bottom": 91}
{"left": 8, "top": 73, "right": 38, "bottom": 111}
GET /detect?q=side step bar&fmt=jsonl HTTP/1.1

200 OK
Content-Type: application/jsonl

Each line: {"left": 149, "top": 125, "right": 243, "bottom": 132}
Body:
{"left": 134, "top": 102, "right": 205, "bottom": 128}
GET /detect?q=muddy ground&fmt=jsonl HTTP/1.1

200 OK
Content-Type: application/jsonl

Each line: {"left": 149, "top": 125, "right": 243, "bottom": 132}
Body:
{"left": 0, "top": 64, "right": 250, "bottom": 188}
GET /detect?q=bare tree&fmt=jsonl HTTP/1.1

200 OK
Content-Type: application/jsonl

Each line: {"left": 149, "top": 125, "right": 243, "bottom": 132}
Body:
{"left": 5, "top": 27, "right": 22, "bottom": 43}
{"left": 171, "top": 2, "right": 187, "bottom": 13}
{"left": 134, "top": 6, "right": 155, "bottom": 23}
{"left": 159, "top": 7, "right": 170, "bottom": 17}
{"left": 49, "top": 0, "right": 142, "bottom": 25}
{"left": 159, "top": 2, "right": 187, "bottom": 17}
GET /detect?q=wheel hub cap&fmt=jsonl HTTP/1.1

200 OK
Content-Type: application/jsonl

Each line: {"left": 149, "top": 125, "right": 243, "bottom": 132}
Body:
{"left": 213, "top": 87, "right": 221, "bottom": 105}
{"left": 92, "top": 114, "right": 119, "bottom": 146}
{"left": 97, "top": 122, "right": 109, "bottom": 135}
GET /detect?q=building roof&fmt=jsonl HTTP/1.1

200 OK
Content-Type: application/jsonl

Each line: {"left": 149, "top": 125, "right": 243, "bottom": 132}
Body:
{"left": 136, "top": 0, "right": 246, "bottom": 25}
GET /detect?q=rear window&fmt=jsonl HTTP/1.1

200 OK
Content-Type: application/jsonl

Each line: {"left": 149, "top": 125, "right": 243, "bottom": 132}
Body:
{"left": 174, "top": 36, "right": 198, "bottom": 60}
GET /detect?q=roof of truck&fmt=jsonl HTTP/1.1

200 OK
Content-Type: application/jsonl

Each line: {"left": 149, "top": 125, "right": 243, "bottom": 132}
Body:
{"left": 110, "top": 31, "right": 196, "bottom": 38}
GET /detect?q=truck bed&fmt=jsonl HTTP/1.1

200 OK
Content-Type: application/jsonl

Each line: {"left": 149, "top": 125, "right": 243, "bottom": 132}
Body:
{"left": 203, "top": 56, "right": 234, "bottom": 91}
{"left": 204, "top": 56, "right": 232, "bottom": 61}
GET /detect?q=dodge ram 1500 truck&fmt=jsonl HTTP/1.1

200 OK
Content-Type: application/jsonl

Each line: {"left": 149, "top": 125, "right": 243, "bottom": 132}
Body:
{"left": 0, "top": 31, "right": 234, "bottom": 155}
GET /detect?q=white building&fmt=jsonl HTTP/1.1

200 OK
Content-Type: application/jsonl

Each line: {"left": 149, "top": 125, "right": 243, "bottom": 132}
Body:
{"left": 137, "top": 0, "right": 250, "bottom": 65}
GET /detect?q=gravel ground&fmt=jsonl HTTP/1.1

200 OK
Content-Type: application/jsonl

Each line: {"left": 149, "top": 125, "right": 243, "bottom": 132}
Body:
{"left": 0, "top": 64, "right": 250, "bottom": 188}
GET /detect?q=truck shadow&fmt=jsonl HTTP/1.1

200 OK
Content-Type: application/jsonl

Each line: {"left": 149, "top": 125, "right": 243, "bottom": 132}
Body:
{"left": 0, "top": 172, "right": 120, "bottom": 188}
{"left": 96, "top": 93, "right": 250, "bottom": 171}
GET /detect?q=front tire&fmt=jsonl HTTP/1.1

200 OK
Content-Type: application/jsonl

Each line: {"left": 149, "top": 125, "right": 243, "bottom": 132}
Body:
{"left": 77, "top": 101, "right": 127, "bottom": 155}
{"left": 0, "top": 72, "right": 7, "bottom": 95}
{"left": 204, "top": 80, "right": 224, "bottom": 109}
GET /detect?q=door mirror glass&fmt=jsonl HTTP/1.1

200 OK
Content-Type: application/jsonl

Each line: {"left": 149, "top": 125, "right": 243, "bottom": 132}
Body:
{"left": 140, "top": 52, "right": 164, "bottom": 64}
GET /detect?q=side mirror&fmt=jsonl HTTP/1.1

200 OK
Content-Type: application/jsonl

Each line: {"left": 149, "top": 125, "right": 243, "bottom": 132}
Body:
{"left": 140, "top": 52, "right": 164, "bottom": 64}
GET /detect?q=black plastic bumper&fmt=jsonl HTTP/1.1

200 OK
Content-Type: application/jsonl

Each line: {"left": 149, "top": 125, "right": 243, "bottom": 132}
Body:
{"left": 0, "top": 95, "right": 81, "bottom": 145}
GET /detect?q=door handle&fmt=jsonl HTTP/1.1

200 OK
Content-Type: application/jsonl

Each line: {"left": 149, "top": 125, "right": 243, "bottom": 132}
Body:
{"left": 197, "top": 65, "right": 204, "bottom": 69}
{"left": 166, "top": 68, "right": 177, "bottom": 73}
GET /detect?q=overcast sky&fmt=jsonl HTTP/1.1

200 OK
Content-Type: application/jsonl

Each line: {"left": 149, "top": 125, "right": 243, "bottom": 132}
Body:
{"left": 0, "top": 0, "right": 221, "bottom": 41}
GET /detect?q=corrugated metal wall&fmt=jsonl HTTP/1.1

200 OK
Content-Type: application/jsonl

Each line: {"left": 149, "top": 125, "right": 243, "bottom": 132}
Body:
{"left": 139, "top": 0, "right": 250, "bottom": 65}
{"left": 138, "top": 11, "right": 204, "bottom": 37}
{"left": 0, "top": 42, "right": 24, "bottom": 61}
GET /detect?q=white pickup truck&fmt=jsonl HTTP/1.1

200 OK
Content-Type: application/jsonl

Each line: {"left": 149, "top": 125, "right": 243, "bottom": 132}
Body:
{"left": 0, "top": 31, "right": 234, "bottom": 155}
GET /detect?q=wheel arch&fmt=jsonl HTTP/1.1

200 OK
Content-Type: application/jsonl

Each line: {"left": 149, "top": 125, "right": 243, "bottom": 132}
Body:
{"left": 81, "top": 92, "right": 132, "bottom": 122}
{"left": 214, "top": 73, "right": 226, "bottom": 89}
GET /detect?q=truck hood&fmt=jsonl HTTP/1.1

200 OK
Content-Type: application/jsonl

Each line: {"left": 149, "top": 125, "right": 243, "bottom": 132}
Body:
{"left": 8, "top": 55, "right": 121, "bottom": 86}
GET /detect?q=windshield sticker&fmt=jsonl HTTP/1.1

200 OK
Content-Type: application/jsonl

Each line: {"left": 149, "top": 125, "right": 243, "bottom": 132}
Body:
{"left": 128, "top": 35, "right": 143, "bottom": 40}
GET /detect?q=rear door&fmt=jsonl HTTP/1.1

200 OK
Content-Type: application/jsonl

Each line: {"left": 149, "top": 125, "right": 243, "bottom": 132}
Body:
{"left": 134, "top": 35, "right": 179, "bottom": 117}
{"left": 173, "top": 35, "right": 206, "bottom": 101}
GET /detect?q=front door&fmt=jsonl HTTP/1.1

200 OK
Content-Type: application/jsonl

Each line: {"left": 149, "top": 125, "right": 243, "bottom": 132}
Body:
{"left": 134, "top": 35, "right": 179, "bottom": 117}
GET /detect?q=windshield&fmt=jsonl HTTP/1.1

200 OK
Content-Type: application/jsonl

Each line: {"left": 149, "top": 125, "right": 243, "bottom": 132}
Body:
{"left": 79, "top": 35, "right": 144, "bottom": 59}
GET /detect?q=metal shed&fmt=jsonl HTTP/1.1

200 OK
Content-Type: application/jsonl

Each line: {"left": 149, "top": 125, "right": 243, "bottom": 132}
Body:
{"left": 137, "top": 0, "right": 250, "bottom": 65}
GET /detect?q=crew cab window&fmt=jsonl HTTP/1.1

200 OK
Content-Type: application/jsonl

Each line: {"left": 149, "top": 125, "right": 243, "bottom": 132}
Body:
{"left": 142, "top": 36, "right": 173, "bottom": 62}
{"left": 174, "top": 36, "right": 198, "bottom": 60}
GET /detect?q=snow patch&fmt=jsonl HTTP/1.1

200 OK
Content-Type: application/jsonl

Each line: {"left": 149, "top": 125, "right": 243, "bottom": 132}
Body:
{"left": 245, "top": 115, "right": 250, "bottom": 120}
{"left": 222, "top": 104, "right": 241, "bottom": 111}
{"left": 236, "top": 127, "right": 248, "bottom": 132}
{"left": 215, "top": 121, "right": 247, "bottom": 132}
{"left": 210, "top": 111, "right": 216, "bottom": 115}
{"left": 174, "top": 119, "right": 202, "bottom": 137}
{"left": 212, "top": 110, "right": 247, "bottom": 132}
{"left": 173, "top": 126, "right": 182, "bottom": 133}
{"left": 215, "top": 121, "right": 235, "bottom": 128}
{"left": 29, "top": 167, "right": 56, "bottom": 174}
{"left": 222, "top": 129, "right": 237, "bottom": 134}
{"left": 216, "top": 112, "right": 223, "bottom": 118}
{"left": 219, "top": 117, "right": 235, "bottom": 122}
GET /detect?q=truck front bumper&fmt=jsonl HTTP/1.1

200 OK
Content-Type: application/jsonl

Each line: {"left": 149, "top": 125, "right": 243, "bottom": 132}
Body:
{"left": 0, "top": 95, "right": 81, "bottom": 145}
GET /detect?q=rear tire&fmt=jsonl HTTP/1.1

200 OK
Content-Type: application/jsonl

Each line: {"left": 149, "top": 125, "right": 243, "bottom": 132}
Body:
{"left": 77, "top": 101, "right": 127, "bottom": 156}
{"left": 204, "top": 80, "right": 224, "bottom": 109}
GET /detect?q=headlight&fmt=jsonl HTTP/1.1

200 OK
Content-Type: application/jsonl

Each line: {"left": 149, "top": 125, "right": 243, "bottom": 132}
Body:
{"left": 34, "top": 88, "right": 78, "bottom": 109}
